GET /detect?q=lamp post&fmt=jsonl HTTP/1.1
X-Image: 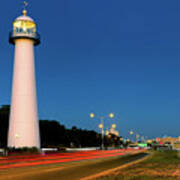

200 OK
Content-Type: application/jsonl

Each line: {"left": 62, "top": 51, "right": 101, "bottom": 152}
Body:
{"left": 136, "top": 134, "right": 140, "bottom": 143}
{"left": 129, "top": 130, "right": 134, "bottom": 135}
{"left": 99, "top": 117, "right": 105, "bottom": 150}
{"left": 106, "top": 130, "right": 109, "bottom": 136}
{"left": 112, "top": 124, "right": 116, "bottom": 129}
{"left": 90, "top": 113, "right": 114, "bottom": 150}
{"left": 120, "top": 137, "right": 123, "bottom": 142}
{"left": 129, "top": 130, "right": 134, "bottom": 142}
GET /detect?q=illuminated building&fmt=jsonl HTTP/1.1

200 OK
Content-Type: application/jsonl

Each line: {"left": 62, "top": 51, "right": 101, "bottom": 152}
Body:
{"left": 158, "top": 136, "right": 180, "bottom": 145}
{"left": 8, "top": 5, "right": 40, "bottom": 148}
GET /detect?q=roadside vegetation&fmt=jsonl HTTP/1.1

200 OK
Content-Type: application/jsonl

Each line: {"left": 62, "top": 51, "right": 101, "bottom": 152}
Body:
{"left": 0, "top": 105, "right": 122, "bottom": 149}
{"left": 96, "top": 150, "right": 180, "bottom": 180}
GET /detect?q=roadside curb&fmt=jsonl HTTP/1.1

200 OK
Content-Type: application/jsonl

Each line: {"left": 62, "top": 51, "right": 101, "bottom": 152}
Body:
{"left": 81, "top": 151, "right": 151, "bottom": 180}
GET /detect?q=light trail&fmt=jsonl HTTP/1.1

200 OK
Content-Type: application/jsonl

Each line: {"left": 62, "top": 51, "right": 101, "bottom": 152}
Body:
{"left": 0, "top": 149, "right": 141, "bottom": 170}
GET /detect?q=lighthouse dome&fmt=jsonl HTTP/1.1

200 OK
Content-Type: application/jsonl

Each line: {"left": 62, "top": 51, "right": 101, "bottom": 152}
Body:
{"left": 15, "top": 9, "right": 35, "bottom": 22}
{"left": 9, "top": 10, "right": 40, "bottom": 46}
{"left": 15, "top": 14, "right": 34, "bottom": 22}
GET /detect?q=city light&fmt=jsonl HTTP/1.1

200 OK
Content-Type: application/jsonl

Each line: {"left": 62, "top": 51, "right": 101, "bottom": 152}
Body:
{"left": 129, "top": 130, "right": 134, "bottom": 135}
{"left": 89, "top": 112, "right": 115, "bottom": 150}
{"left": 89, "top": 113, "right": 95, "bottom": 118}
{"left": 106, "top": 130, "right": 109, "bottom": 135}
{"left": 99, "top": 124, "right": 103, "bottom": 129}
{"left": 112, "top": 124, "right": 116, "bottom": 129}
{"left": 109, "top": 113, "right": 114, "bottom": 118}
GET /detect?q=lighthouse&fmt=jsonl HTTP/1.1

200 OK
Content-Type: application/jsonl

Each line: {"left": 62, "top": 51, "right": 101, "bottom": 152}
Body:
{"left": 8, "top": 4, "right": 40, "bottom": 148}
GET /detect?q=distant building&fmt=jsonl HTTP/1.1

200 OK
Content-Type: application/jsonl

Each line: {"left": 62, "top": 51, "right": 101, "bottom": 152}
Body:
{"left": 109, "top": 128, "right": 119, "bottom": 136}
{"left": 158, "top": 136, "right": 180, "bottom": 145}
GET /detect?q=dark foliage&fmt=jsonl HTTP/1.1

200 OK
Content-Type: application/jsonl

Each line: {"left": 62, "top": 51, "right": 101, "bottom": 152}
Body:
{"left": 0, "top": 105, "right": 10, "bottom": 147}
{"left": 0, "top": 105, "right": 121, "bottom": 148}
{"left": 0, "top": 105, "right": 102, "bottom": 148}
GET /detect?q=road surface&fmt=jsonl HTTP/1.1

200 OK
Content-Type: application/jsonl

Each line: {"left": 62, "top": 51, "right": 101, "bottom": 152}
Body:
{"left": 0, "top": 149, "right": 147, "bottom": 180}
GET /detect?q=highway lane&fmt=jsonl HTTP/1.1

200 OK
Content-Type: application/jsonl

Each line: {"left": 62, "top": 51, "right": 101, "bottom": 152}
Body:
{"left": 0, "top": 149, "right": 139, "bottom": 169}
{"left": 0, "top": 150, "right": 147, "bottom": 180}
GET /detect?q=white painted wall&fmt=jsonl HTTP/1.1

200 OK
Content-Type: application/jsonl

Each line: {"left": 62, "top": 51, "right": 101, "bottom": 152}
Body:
{"left": 8, "top": 39, "right": 40, "bottom": 148}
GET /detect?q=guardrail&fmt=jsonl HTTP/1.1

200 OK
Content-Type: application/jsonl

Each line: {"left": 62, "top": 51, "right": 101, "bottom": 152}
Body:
{"left": 66, "top": 147, "right": 100, "bottom": 152}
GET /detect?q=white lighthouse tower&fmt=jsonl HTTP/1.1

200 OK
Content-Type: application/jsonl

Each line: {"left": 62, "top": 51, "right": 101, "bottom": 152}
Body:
{"left": 8, "top": 3, "right": 40, "bottom": 148}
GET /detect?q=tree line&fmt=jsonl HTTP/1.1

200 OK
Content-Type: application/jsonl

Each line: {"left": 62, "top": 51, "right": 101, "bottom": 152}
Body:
{"left": 0, "top": 105, "right": 121, "bottom": 148}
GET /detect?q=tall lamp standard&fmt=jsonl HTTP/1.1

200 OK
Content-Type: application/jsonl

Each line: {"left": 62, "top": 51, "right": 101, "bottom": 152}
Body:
{"left": 136, "top": 134, "right": 140, "bottom": 143}
{"left": 129, "top": 130, "right": 134, "bottom": 142}
{"left": 129, "top": 130, "right": 134, "bottom": 135}
{"left": 90, "top": 113, "right": 114, "bottom": 150}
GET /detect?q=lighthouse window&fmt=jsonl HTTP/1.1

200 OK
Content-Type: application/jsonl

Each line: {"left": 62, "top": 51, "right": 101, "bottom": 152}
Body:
{"left": 13, "top": 20, "right": 37, "bottom": 37}
{"left": 15, "top": 27, "right": 23, "bottom": 33}
{"left": 27, "top": 28, "right": 33, "bottom": 34}
{"left": 13, "top": 20, "right": 36, "bottom": 31}
{"left": 20, "top": 28, "right": 23, "bottom": 33}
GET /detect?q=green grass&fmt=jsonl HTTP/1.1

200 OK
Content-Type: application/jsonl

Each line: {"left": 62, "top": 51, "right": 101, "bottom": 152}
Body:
{"left": 96, "top": 151, "right": 180, "bottom": 180}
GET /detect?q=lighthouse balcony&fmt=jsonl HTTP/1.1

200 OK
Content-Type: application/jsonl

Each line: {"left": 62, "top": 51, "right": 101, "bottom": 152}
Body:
{"left": 9, "top": 31, "right": 40, "bottom": 46}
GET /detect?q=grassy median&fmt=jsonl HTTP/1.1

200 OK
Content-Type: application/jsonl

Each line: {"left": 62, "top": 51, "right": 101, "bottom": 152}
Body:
{"left": 96, "top": 150, "right": 180, "bottom": 180}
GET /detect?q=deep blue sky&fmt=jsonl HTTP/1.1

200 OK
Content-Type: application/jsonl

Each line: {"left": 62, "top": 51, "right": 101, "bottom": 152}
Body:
{"left": 1, "top": 0, "right": 180, "bottom": 139}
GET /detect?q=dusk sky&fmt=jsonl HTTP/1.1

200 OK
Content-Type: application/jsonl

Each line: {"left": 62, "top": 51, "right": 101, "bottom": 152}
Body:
{"left": 1, "top": 0, "right": 180, "bottom": 139}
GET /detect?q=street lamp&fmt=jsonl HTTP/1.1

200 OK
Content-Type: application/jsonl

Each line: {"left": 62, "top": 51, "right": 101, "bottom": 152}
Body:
{"left": 129, "top": 130, "right": 134, "bottom": 142}
{"left": 90, "top": 113, "right": 95, "bottom": 118}
{"left": 112, "top": 124, "right": 116, "bottom": 129}
{"left": 106, "top": 130, "right": 109, "bottom": 136}
{"left": 126, "top": 139, "right": 130, "bottom": 146}
{"left": 89, "top": 112, "right": 114, "bottom": 150}
{"left": 98, "top": 119, "right": 105, "bottom": 150}
{"left": 99, "top": 124, "right": 103, "bottom": 129}
{"left": 109, "top": 113, "right": 114, "bottom": 119}
{"left": 136, "top": 134, "right": 140, "bottom": 143}
{"left": 129, "top": 130, "right": 134, "bottom": 135}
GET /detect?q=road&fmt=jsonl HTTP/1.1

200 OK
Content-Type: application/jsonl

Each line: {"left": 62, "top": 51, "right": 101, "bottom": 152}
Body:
{"left": 0, "top": 149, "right": 147, "bottom": 180}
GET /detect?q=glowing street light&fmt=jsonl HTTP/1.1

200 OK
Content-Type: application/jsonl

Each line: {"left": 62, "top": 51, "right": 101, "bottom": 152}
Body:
{"left": 120, "top": 137, "right": 123, "bottom": 141}
{"left": 106, "top": 130, "right": 109, "bottom": 136}
{"left": 99, "top": 124, "right": 103, "bottom": 129}
{"left": 109, "top": 113, "right": 114, "bottom": 119}
{"left": 89, "top": 112, "right": 115, "bottom": 150}
{"left": 129, "top": 130, "right": 134, "bottom": 142}
{"left": 129, "top": 130, "right": 134, "bottom": 135}
{"left": 112, "top": 124, "right": 116, "bottom": 129}
{"left": 90, "top": 113, "right": 95, "bottom": 118}
{"left": 136, "top": 134, "right": 140, "bottom": 143}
